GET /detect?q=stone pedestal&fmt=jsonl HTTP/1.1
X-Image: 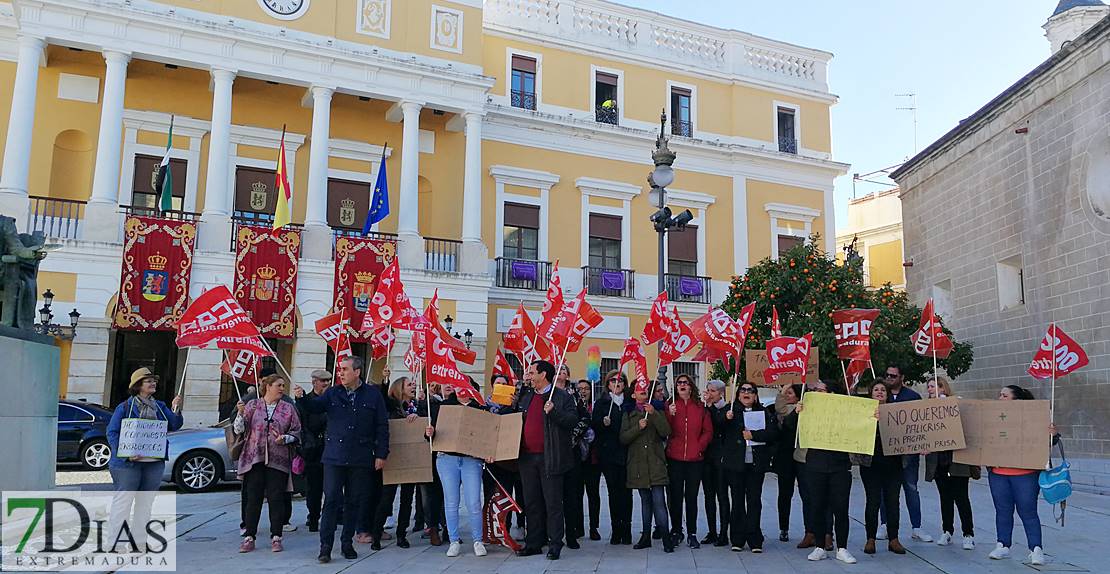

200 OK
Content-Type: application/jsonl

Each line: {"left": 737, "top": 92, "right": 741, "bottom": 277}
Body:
{"left": 0, "top": 326, "right": 61, "bottom": 490}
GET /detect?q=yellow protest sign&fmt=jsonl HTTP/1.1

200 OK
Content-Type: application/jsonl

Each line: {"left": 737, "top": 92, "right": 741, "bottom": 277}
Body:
{"left": 798, "top": 392, "right": 879, "bottom": 455}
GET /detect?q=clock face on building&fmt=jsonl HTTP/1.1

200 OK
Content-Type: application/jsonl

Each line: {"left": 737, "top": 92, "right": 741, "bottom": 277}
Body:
{"left": 258, "top": 0, "right": 309, "bottom": 20}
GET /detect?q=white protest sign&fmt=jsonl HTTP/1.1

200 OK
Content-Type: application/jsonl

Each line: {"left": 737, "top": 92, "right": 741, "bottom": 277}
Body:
{"left": 117, "top": 418, "right": 169, "bottom": 459}
{"left": 744, "top": 411, "right": 767, "bottom": 446}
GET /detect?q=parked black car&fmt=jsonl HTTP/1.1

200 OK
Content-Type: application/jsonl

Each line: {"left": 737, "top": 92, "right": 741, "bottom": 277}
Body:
{"left": 57, "top": 400, "right": 113, "bottom": 470}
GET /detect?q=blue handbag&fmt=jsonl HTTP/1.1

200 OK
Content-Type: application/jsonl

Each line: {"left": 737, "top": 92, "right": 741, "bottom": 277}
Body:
{"left": 1039, "top": 439, "right": 1072, "bottom": 525}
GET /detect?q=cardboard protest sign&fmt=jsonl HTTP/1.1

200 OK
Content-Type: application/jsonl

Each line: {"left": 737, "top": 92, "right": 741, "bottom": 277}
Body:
{"left": 116, "top": 418, "right": 169, "bottom": 459}
{"left": 382, "top": 419, "right": 434, "bottom": 485}
{"left": 745, "top": 348, "right": 819, "bottom": 386}
{"left": 953, "top": 399, "right": 1050, "bottom": 470}
{"left": 432, "top": 406, "right": 523, "bottom": 462}
{"left": 878, "top": 397, "right": 966, "bottom": 456}
{"left": 797, "top": 393, "right": 878, "bottom": 455}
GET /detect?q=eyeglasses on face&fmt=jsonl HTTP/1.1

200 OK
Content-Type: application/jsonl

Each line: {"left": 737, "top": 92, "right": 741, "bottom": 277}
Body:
{"left": 739, "top": 387, "right": 757, "bottom": 393}
{"left": 885, "top": 373, "right": 899, "bottom": 378}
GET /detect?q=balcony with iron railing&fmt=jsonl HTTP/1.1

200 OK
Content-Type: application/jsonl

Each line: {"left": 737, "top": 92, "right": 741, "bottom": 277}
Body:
{"left": 425, "top": 237, "right": 461, "bottom": 273}
{"left": 331, "top": 227, "right": 398, "bottom": 259}
{"left": 583, "top": 266, "right": 635, "bottom": 298}
{"left": 26, "top": 196, "right": 85, "bottom": 240}
{"left": 510, "top": 90, "right": 537, "bottom": 111}
{"left": 124, "top": 205, "right": 201, "bottom": 222}
{"left": 229, "top": 214, "right": 305, "bottom": 251}
{"left": 778, "top": 136, "right": 798, "bottom": 154}
{"left": 671, "top": 119, "right": 693, "bottom": 137}
{"left": 595, "top": 104, "right": 619, "bottom": 126}
{"left": 495, "top": 257, "right": 553, "bottom": 290}
{"left": 665, "top": 273, "right": 712, "bottom": 305}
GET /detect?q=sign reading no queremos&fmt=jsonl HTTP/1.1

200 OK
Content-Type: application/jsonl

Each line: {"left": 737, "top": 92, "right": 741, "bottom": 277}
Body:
{"left": 116, "top": 418, "right": 169, "bottom": 459}
{"left": 878, "top": 397, "right": 966, "bottom": 456}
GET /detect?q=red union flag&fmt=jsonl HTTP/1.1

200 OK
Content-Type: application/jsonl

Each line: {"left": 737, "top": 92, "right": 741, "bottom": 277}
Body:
{"left": 370, "top": 325, "right": 395, "bottom": 360}
{"left": 1028, "top": 324, "right": 1089, "bottom": 380}
{"left": 553, "top": 289, "right": 604, "bottom": 352}
{"left": 659, "top": 307, "right": 696, "bottom": 367}
{"left": 427, "top": 331, "right": 485, "bottom": 405}
{"left": 764, "top": 333, "right": 814, "bottom": 385}
{"left": 641, "top": 292, "right": 670, "bottom": 346}
{"left": 221, "top": 349, "right": 260, "bottom": 385}
{"left": 690, "top": 307, "right": 741, "bottom": 353}
{"left": 494, "top": 347, "right": 518, "bottom": 384}
{"left": 693, "top": 342, "right": 731, "bottom": 366}
{"left": 845, "top": 359, "right": 869, "bottom": 392}
{"left": 315, "top": 311, "right": 352, "bottom": 360}
{"left": 538, "top": 260, "right": 564, "bottom": 342}
{"left": 619, "top": 337, "right": 649, "bottom": 386}
{"left": 504, "top": 303, "right": 552, "bottom": 363}
{"left": 734, "top": 302, "right": 757, "bottom": 347}
{"left": 910, "top": 299, "right": 953, "bottom": 359}
{"left": 176, "top": 286, "right": 261, "bottom": 348}
{"left": 404, "top": 331, "right": 425, "bottom": 375}
{"left": 770, "top": 305, "right": 783, "bottom": 339}
{"left": 832, "top": 308, "right": 880, "bottom": 361}
{"left": 214, "top": 335, "right": 274, "bottom": 357}
{"left": 483, "top": 479, "right": 523, "bottom": 552}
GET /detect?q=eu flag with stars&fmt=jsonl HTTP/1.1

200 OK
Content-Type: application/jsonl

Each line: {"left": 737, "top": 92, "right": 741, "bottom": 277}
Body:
{"left": 362, "top": 150, "right": 389, "bottom": 235}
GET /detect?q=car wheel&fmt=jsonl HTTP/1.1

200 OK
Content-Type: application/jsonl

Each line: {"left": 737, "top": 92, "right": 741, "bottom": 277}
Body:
{"left": 174, "top": 451, "right": 223, "bottom": 493}
{"left": 80, "top": 439, "right": 112, "bottom": 470}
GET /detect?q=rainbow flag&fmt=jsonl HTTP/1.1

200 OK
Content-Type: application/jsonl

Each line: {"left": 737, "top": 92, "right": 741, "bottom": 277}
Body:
{"left": 272, "top": 125, "right": 293, "bottom": 231}
{"left": 586, "top": 345, "right": 602, "bottom": 382}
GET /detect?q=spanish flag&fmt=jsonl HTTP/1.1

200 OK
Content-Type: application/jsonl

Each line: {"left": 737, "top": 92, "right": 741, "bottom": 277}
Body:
{"left": 272, "top": 125, "right": 293, "bottom": 231}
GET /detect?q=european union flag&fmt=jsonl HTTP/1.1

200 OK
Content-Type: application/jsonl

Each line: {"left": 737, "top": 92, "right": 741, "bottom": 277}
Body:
{"left": 362, "top": 149, "right": 389, "bottom": 235}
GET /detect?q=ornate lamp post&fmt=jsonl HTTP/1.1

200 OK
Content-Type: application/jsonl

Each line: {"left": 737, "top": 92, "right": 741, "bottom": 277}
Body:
{"left": 647, "top": 111, "right": 693, "bottom": 398}
{"left": 35, "top": 289, "right": 80, "bottom": 340}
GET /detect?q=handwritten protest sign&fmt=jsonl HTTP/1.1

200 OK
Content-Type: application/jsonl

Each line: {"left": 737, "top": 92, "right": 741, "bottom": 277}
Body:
{"left": 745, "top": 349, "right": 819, "bottom": 386}
{"left": 953, "top": 399, "right": 1050, "bottom": 470}
{"left": 116, "top": 418, "right": 168, "bottom": 459}
{"left": 383, "top": 419, "right": 434, "bottom": 485}
{"left": 432, "top": 406, "right": 523, "bottom": 462}
{"left": 797, "top": 392, "right": 878, "bottom": 455}
{"left": 878, "top": 397, "right": 966, "bottom": 456}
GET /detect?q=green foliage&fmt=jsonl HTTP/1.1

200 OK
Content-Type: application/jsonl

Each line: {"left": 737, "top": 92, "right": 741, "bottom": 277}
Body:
{"left": 712, "top": 236, "right": 973, "bottom": 386}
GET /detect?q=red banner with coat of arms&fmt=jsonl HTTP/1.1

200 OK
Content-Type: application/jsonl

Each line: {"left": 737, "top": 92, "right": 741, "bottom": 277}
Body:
{"left": 233, "top": 224, "right": 300, "bottom": 338}
{"left": 114, "top": 216, "right": 197, "bottom": 330}
{"left": 333, "top": 236, "right": 396, "bottom": 342}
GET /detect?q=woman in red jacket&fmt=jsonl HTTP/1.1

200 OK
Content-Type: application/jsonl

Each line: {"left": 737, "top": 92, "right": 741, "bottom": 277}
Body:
{"left": 665, "top": 374, "right": 714, "bottom": 549}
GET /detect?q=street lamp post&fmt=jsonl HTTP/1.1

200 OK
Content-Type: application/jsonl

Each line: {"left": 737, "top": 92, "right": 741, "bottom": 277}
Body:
{"left": 648, "top": 110, "right": 693, "bottom": 399}
{"left": 35, "top": 289, "right": 80, "bottom": 340}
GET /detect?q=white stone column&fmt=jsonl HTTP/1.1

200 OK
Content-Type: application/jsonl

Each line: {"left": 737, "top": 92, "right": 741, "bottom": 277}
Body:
{"left": 83, "top": 50, "right": 131, "bottom": 242}
{"left": 459, "top": 112, "right": 487, "bottom": 274}
{"left": 302, "top": 85, "right": 335, "bottom": 261}
{"left": 197, "top": 68, "right": 236, "bottom": 252}
{"left": 396, "top": 101, "right": 424, "bottom": 269}
{"left": 0, "top": 36, "right": 46, "bottom": 227}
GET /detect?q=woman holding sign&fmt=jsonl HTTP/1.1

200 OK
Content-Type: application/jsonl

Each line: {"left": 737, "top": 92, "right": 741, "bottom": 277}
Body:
{"left": 368, "top": 376, "right": 425, "bottom": 550}
{"left": 717, "top": 383, "right": 779, "bottom": 553}
{"left": 234, "top": 374, "right": 302, "bottom": 553}
{"left": 106, "top": 367, "right": 184, "bottom": 550}
{"left": 925, "top": 376, "right": 978, "bottom": 551}
{"left": 860, "top": 382, "right": 907, "bottom": 556}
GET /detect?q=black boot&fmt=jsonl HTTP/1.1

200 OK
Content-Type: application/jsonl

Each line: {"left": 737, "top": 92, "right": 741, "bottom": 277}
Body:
{"left": 700, "top": 532, "right": 717, "bottom": 545}
{"left": 633, "top": 532, "right": 652, "bottom": 550}
{"left": 714, "top": 530, "right": 730, "bottom": 547}
{"left": 662, "top": 533, "right": 675, "bottom": 553}
{"left": 621, "top": 524, "right": 633, "bottom": 545}
{"left": 652, "top": 526, "right": 663, "bottom": 540}
{"left": 609, "top": 524, "right": 621, "bottom": 545}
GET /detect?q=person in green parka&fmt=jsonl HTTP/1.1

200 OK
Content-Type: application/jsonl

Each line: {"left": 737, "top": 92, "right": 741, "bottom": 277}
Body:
{"left": 620, "top": 378, "right": 675, "bottom": 553}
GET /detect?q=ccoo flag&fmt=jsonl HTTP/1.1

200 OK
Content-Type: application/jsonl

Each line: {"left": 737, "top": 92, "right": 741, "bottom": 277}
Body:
{"left": 362, "top": 146, "right": 390, "bottom": 234}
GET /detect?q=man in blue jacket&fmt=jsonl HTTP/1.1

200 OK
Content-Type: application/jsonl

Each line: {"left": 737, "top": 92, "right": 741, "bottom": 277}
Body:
{"left": 295, "top": 355, "right": 389, "bottom": 563}
{"left": 879, "top": 364, "right": 933, "bottom": 543}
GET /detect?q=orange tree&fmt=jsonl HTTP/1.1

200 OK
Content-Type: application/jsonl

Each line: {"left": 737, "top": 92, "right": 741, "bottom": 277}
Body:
{"left": 713, "top": 236, "right": 973, "bottom": 387}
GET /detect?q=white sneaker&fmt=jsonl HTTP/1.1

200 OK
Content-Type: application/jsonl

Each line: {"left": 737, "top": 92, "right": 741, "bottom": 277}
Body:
{"left": 473, "top": 541, "right": 487, "bottom": 556}
{"left": 876, "top": 526, "right": 888, "bottom": 540}
{"left": 1029, "top": 546, "right": 1046, "bottom": 565}
{"left": 937, "top": 532, "right": 953, "bottom": 546}
{"left": 282, "top": 524, "right": 297, "bottom": 533}
{"left": 385, "top": 516, "right": 396, "bottom": 529}
{"left": 912, "top": 528, "right": 934, "bottom": 542}
{"left": 835, "top": 548, "right": 858, "bottom": 564}
{"left": 446, "top": 541, "right": 461, "bottom": 557}
{"left": 988, "top": 543, "right": 1010, "bottom": 560}
{"left": 962, "top": 536, "right": 975, "bottom": 550}
{"left": 807, "top": 547, "right": 828, "bottom": 561}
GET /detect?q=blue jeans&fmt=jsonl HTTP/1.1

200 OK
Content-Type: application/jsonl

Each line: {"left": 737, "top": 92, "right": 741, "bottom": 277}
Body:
{"left": 988, "top": 471, "right": 1042, "bottom": 550}
{"left": 108, "top": 461, "right": 165, "bottom": 551}
{"left": 436, "top": 454, "right": 483, "bottom": 543}
{"left": 881, "top": 455, "right": 923, "bottom": 529}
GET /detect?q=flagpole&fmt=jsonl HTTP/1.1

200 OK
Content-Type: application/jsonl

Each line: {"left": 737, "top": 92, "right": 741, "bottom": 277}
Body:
{"left": 223, "top": 349, "right": 244, "bottom": 402}
{"left": 840, "top": 359, "right": 849, "bottom": 392}
{"left": 549, "top": 338, "right": 573, "bottom": 405}
{"left": 868, "top": 360, "right": 876, "bottom": 380}
{"left": 1051, "top": 323, "right": 1057, "bottom": 423}
{"left": 176, "top": 348, "right": 192, "bottom": 408}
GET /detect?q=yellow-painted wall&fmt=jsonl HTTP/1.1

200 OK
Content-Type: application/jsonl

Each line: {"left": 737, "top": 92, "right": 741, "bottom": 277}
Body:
{"left": 39, "top": 271, "right": 78, "bottom": 302}
{"left": 57, "top": 339, "right": 72, "bottom": 398}
{"left": 868, "top": 239, "right": 905, "bottom": 287}
{"left": 745, "top": 179, "right": 827, "bottom": 263}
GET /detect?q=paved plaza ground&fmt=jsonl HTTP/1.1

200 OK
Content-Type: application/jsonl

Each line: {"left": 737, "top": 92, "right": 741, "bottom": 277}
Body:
{"left": 57, "top": 467, "right": 1106, "bottom": 573}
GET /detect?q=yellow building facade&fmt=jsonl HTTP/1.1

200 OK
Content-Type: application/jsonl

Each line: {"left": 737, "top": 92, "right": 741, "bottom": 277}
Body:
{"left": 835, "top": 188, "right": 905, "bottom": 289}
{"left": 0, "top": 0, "right": 847, "bottom": 424}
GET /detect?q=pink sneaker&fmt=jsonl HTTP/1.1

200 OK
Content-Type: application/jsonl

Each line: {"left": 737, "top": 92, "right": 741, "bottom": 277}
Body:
{"left": 271, "top": 538, "right": 283, "bottom": 552}
{"left": 239, "top": 538, "right": 255, "bottom": 553}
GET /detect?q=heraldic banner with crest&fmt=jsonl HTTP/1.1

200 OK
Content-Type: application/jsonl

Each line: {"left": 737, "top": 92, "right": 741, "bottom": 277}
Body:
{"left": 333, "top": 236, "right": 396, "bottom": 342}
{"left": 114, "top": 215, "right": 197, "bottom": 330}
{"left": 234, "top": 224, "right": 301, "bottom": 338}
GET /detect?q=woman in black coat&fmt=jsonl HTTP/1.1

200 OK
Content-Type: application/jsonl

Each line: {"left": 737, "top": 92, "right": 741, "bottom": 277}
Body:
{"left": 716, "top": 383, "right": 779, "bottom": 553}
{"left": 590, "top": 370, "right": 634, "bottom": 545}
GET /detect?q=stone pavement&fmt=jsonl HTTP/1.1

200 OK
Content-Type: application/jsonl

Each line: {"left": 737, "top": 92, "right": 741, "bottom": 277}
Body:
{"left": 60, "top": 468, "right": 1105, "bottom": 573}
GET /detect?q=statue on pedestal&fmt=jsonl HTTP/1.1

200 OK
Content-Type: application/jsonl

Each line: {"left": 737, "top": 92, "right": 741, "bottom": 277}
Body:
{"left": 0, "top": 214, "right": 48, "bottom": 329}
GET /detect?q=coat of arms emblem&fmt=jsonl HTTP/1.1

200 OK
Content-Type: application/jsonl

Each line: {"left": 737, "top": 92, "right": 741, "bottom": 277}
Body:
{"left": 141, "top": 253, "right": 170, "bottom": 302}
{"left": 352, "top": 271, "right": 376, "bottom": 313}
{"left": 339, "top": 198, "right": 357, "bottom": 227}
{"left": 252, "top": 265, "right": 278, "bottom": 302}
{"left": 250, "top": 181, "right": 269, "bottom": 211}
